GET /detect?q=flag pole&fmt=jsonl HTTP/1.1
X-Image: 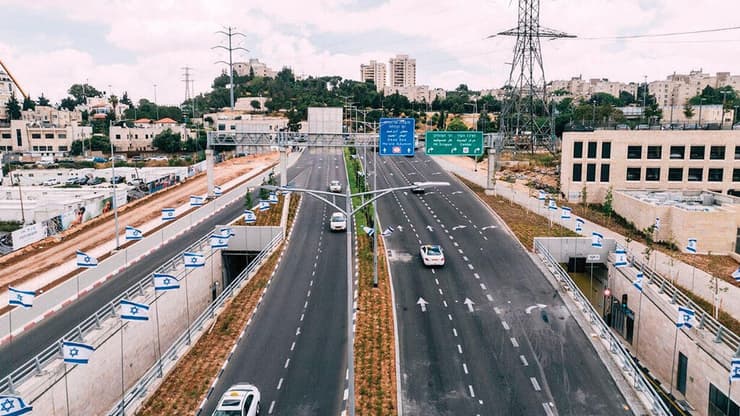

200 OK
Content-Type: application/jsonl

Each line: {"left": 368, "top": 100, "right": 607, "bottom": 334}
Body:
{"left": 184, "top": 273, "right": 191, "bottom": 345}
{"left": 635, "top": 276, "right": 645, "bottom": 356}
{"left": 154, "top": 294, "right": 163, "bottom": 378}
{"left": 64, "top": 362, "right": 71, "bottom": 416}
{"left": 727, "top": 381, "right": 733, "bottom": 416}
{"left": 119, "top": 319, "right": 126, "bottom": 416}
{"left": 669, "top": 325, "right": 679, "bottom": 395}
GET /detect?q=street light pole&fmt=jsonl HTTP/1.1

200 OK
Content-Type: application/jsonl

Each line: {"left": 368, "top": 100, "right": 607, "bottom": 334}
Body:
{"left": 720, "top": 90, "right": 730, "bottom": 129}
{"left": 109, "top": 120, "right": 121, "bottom": 250}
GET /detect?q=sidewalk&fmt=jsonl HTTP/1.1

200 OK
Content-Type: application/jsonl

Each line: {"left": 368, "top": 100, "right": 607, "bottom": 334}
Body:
{"left": 432, "top": 155, "right": 740, "bottom": 321}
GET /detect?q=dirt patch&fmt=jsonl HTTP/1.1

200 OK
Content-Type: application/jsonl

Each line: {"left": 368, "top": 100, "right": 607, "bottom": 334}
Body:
{"left": 136, "top": 194, "right": 300, "bottom": 415}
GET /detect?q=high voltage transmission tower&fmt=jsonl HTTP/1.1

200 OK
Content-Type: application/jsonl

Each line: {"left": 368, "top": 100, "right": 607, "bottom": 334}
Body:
{"left": 212, "top": 26, "right": 249, "bottom": 111}
{"left": 182, "top": 66, "right": 194, "bottom": 117}
{"left": 495, "top": 0, "right": 575, "bottom": 153}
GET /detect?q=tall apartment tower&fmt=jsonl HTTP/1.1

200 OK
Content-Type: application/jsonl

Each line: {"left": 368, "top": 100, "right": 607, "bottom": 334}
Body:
{"left": 360, "top": 60, "right": 387, "bottom": 91}
{"left": 389, "top": 54, "right": 416, "bottom": 88}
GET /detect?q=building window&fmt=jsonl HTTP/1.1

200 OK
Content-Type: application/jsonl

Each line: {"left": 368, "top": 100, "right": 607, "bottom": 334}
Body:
{"left": 44, "top": 133, "right": 54, "bottom": 139}
{"left": 230, "top": 125, "right": 236, "bottom": 130}
{"left": 587, "top": 142, "right": 597, "bottom": 158}
{"left": 690, "top": 145, "right": 705, "bottom": 159}
{"left": 669, "top": 146, "right": 685, "bottom": 159}
{"left": 586, "top": 164, "right": 596, "bottom": 182}
{"left": 668, "top": 168, "right": 683, "bottom": 181}
{"left": 32, "top": 146, "right": 39, "bottom": 151}
{"left": 58, "top": 133, "right": 66, "bottom": 139}
{"left": 647, "top": 146, "right": 662, "bottom": 159}
{"left": 627, "top": 146, "right": 642, "bottom": 159}
{"left": 600, "top": 164, "right": 610, "bottom": 182}
{"left": 646, "top": 168, "right": 661, "bottom": 181}
{"left": 734, "top": 169, "right": 740, "bottom": 182}
{"left": 572, "top": 164, "right": 582, "bottom": 181}
{"left": 115, "top": 134, "right": 121, "bottom": 139}
{"left": 59, "top": 146, "right": 68, "bottom": 151}
{"left": 708, "top": 168, "right": 724, "bottom": 182}
{"left": 601, "top": 142, "right": 611, "bottom": 159}
{"left": 688, "top": 168, "right": 703, "bottom": 182}
{"left": 16, "top": 129, "right": 22, "bottom": 147}
{"left": 626, "top": 167, "right": 641, "bottom": 181}
{"left": 735, "top": 146, "right": 740, "bottom": 160}
{"left": 573, "top": 141, "right": 583, "bottom": 158}
{"left": 217, "top": 124, "right": 226, "bottom": 131}
{"left": 31, "top": 133, "right": 41, "bottom": 139}
{"left": 708, "top": 383, "right": 739, "bottom": 416}
{"left": 1, "top": 133, "right": 10, "bottom": 139}
{"left": 710, "top": 146, "right": 726, "bottom": 160}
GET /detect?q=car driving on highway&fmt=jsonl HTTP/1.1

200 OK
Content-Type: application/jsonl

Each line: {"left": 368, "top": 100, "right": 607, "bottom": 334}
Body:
{"left": 330, "top": 212, "right": 347, "bottom": 231}
{"left": 420, "top": 244, "right": 445, "bottom": 267}
{"left": 329, "top": 180, "right": 342, "bottom": 193}
{"left": 212, "top": 383, "right": 261, "bottom": 416}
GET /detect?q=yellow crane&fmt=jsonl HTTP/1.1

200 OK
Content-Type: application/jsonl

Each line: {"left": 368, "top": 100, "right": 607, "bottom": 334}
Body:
{"left": 0, "top": 58, "right": 28, "bottom": 99}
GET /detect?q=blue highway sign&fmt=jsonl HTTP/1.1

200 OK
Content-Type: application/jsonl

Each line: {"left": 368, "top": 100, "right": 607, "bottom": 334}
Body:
{"left": 379, "top": 118, "right": 415, "bottom": 156}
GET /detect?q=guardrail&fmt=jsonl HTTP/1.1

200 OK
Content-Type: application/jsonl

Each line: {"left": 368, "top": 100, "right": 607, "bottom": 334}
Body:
{"left": 108, "top": 232, "right": 282, "bottom": 415}
{"left": 534, "top": 239, "right": 671, "bottom": 416}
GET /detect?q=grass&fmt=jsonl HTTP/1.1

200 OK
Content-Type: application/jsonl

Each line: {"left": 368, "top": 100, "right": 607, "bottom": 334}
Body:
{"left": 232, "top": 192, "right": 285, "bottom": 226}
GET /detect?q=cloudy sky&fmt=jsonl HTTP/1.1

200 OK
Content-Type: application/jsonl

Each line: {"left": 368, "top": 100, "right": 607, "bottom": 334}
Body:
{"left": 1, "top": 0, "right": 738, "bottom": 105}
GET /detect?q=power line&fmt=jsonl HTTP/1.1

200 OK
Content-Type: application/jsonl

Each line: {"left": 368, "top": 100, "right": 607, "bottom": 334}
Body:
{"left": 575, "top": 25, "right": 740, "bottom": 41}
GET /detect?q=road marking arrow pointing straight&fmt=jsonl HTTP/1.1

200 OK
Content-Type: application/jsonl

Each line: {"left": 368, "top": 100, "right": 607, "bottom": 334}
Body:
{"left": 452, "top": 225, "right": 467, "bottom": 231}
{"left": 464, "top": 298, "right": 475, "bottom": 312}
{"left": 451, "top": 191, "right": 463, "bottom": 195}
{"left": 426, "top": 225, "right": 434, "bottom": 232}
{"left": 417, "top": 297, "right": 429, "bottom": 312}
{"left": 525, "top": 304, "right": 548, "bottom": 314}
{"left": 396, "top": 225, "right": 404, "bottom": 232}
{"left": 481, "top": 225, "right": 497, "bottom": 230}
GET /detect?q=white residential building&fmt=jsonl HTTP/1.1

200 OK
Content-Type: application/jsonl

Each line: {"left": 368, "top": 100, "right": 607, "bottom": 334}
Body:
{"left": 386, "top": 85, "right": 446, "bottom": 103}
{"left": 21, "top": 106, "right": 82, "bottom": 127}
{"left": 205, "top": 113, "right": 288, "bottom": 133}
{"left": 109, "top": 118, "right": 189, "bottom": 152}
{"left": 233, "top": 58, "right": 277, "bottom": 79}
{"left": 650, "top": 70, "right": 740, "bottom": 108}
{"left": 234, "top": 97, "right": 269, "bottom": 113}
{"left": 0, "top": 120, "right": 92, "bottom": 156}
{"left": 389, "top": 54, "right": 416, "bottom": 88}
{"left": 360, "top": 60, "right": 387, "bottom": 91}
{"left": 549, "top": 76, "right": 638, "bottom": 100}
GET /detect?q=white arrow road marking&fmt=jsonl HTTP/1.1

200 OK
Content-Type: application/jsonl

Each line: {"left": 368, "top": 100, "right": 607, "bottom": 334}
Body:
{"left": 397, "top": 225, "right": 404, "bottom": 231}
{"left": 417, "top": 297, "right": 429, "bottom": 312}
{"left": 481, "top": 225, "right": 497, "bottom": 231}
{"left": 452, "top": 225, "right": 467, "bottom": 231}
{"left": 451, "top": 191, "right": 463, "bottom": 195}
{"left": 525, "top": 304, "right": 548, "bottom": 314}
{"left": 464, "top": 298, "right": 475, "bottom": 312}
{"left": 426, "top": 225, "right": 433, "bottom": 231}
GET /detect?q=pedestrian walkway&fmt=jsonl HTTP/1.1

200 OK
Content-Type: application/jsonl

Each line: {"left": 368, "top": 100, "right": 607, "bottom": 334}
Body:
{"left": 432, "top": 155, "right": 740, "bottom": 320}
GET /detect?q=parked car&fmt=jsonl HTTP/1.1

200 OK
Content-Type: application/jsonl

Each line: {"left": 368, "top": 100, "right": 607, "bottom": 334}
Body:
{"left": 420, "top": 244, "right": 445, "bottom": 267}
{"left": 212, "top": 383, "right": 261, "bottom": 416}
{"left": 77, "top": 176, "right": 90, "bottom": 185}
{"left": 42, "top": 178, "right": 60, "bottom": 186}
{"left": 329, "top": 180, "right": 342, "bottom": 193}
{"left": 112, "top": 176, "right": 126, "bottom": 184}
{"left": 329, "top": 212, "right": 347, "bottom": 231}
{"left": 65, "top": 177, "right": 79, "bottom": 185}
{"left": 90, "top": 177, "right": 105, "bottom": 185}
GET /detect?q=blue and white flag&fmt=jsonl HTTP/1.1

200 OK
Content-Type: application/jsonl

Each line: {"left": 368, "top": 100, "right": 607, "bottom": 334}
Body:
{"left": 614, "top": 246, "right": 628, "bottom": 268}
{"left": 268, "top": 192, "right": 279, "bottom": 204}
{"left": 0, "top": 395, "right": 33, "bottom": 416}
{"left": 548, "top": 199, "right": 557, "bottom": 211}
{"left": 183, "top": 252, "right": 205, "bottom": 268}
{"left": 8, "top": 287, "right": 35, "bottom": 309}
{"left": 210, "top": 234, "right": 229, "bottom": 249}
{"left": 76, "top": 250, "right": 98, "bottom": 268}
{"left": 654, "top": 217, "right": 660, "bottom": 230}
{"left": 591, "top": 232, "right": 603, "bottom": 248}
{"left": 120, "top": 299, "right": 149, "bottom": 321}
{"left": 686, "top": 238, "right": 697, "bottom": 254}
{"left": 676, "top": 306, "right": 695, "bottom": 329}
{"left": 125, "top": 225, "right": 143, "bottom": 241}
{"left": 190, "top": 195, "right": 204, "bottom": 207}
{"left": 259, "top": 200, "right": 270, "bottom": 211}
{"left": 62, "top": 341, "right": 95, "bottom": 365}
{"left": 538, "top": 190, "right": 546, "bottom": 201}
{"left": 575, "top": 218, "right": 584, "bottom": 234}
{"left": 731, "top": 358, "right": 740, "bottom": 383}
{"left": 560, "top": 206, "right": 571, "bottom": 220}
{"left": 243, "top": 210, "right": 257, "bottom": 224}
{"left": 219, "top": 227, "right": 233, "bottom": 238}
{"left": 153, "top": 273, "right": 180, "bottom": 291}
{"left": 363, "top": 226, "right": 375, "bottom": 237}
{"left": 732, "top": 267, "right": 740, "bottom": 282}
{"left": 633, "top": 271, "right": 644, "bottom": 292}
{"left": 214, "top": 185, "right": 222, "bottom": 197}
{"left": 382, "top": 226, "right": 394, "bottom": 237}
{"left": 162, "top": 208, "right": 176, "bottom": 221}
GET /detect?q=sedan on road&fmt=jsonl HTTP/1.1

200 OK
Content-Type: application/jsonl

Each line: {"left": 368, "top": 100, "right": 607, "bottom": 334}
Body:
{"left": 329, "top": 180, "right": 342, "bottom": 193}
{"left": 212, "top": 383, "right": 261, "bottom": 416}
{"left": 329, "top": 212, "right": 347, "bottom": 231}
{"left": 420, "top": 244, "right": 445, "bottom": 267}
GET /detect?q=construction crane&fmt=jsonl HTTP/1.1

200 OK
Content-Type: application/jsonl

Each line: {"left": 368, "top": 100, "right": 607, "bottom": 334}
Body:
{"left": 0, "top": 58, "right": 28, "bottom": 99}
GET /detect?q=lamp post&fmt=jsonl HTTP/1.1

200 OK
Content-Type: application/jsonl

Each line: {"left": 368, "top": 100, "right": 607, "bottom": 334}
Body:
{"left": 720, "top": 90, "right": 730, "bottom": 129}
{"left": 109, "top": 120, "right": 121, "bottom": 250}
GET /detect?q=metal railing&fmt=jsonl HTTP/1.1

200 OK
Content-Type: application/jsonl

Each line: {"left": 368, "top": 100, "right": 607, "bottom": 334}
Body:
{"left": 108, "top": 232, "right": 282, "bottom": 415}
{"left": 534, "top": 240, "right": 671, "bottom": 416}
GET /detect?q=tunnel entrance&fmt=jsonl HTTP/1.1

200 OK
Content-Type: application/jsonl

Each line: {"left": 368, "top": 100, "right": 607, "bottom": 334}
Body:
{"left": 221, "top": 250, "right": 261, "bottom": 289}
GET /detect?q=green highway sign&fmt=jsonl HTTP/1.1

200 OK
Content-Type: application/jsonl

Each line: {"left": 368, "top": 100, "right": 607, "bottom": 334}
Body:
{"left": 425, "top": 131, "right": 484, "bottom": 156}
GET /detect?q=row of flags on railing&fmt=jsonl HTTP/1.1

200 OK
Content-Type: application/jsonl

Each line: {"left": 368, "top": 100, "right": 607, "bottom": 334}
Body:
{"left": 243, "top": 192, "right": 281, "bottom": 223}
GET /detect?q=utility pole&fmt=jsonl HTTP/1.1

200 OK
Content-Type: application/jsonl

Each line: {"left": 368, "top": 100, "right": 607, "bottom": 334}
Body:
{"left": 182, "top": 66, "right": 193, "bottom": 117}
{"left": 642, "top": 75, "right": 647, "bottom": 125}
{"left": 213, "top": 26, "right": 248, "bottom": 111}
{"left": 720, "top": 90, "right": 730, "bottom": 128}
{"left": 153, "top": 84, "right": 159, "bottom": 120}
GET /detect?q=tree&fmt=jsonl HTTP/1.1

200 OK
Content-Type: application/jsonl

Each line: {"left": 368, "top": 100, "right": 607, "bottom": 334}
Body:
{"left": 70, "top": 140, "right": 83, "bottom": 156}
{"left": 683, "top": 102, "right": 695, "bottom": 119}
{"left": 152, "top": 129, "right": 182, "bottom": 153}
{"left": 5, "top": 93, "right": 22, "bottom": 120}
{"left": 446, "top": 116, "right": 468, "bottom": 131}
{"left": 22, "top": 95, "right": 35, "bottom": 111}
{"left": 120, "top": 91, "right": 133, "bottom": 107}
{"left": 250, "top": 99, "right": 261, "bottom": 110}
{"left": 37, "top": 94, "right": 50, "bottom": 107}
{"left": 603, "top": 186, "right": 614, "bottom": 225}
{"left": 68, "top": 83, "right": 102, "bottom": 105}
{"left": 287, "top": 109, "right": 301, "bottom": 132}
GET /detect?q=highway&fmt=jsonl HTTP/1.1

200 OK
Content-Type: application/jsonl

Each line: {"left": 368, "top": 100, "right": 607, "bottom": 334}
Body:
{"left": 0, "top": 154, "right": 302, "bottom": 380}
{"left": 199, "top": 147, "right": 349, "bottom": 415}
{"left": 370, "top": 152, "right": 632, "bottom": 415}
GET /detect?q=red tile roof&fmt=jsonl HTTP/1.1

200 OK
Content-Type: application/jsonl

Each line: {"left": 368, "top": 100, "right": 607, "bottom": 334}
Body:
{"left": 156, "top": 117, "right": 177, "bottom": 124}
{"left": 135, "top": 118, "right": 152, "bottom": 123}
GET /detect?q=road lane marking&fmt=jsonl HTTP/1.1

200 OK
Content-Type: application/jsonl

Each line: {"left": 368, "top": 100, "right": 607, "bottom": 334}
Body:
{"left": 494, "top": 307, "right": 503, "bottom": 314}
{"left": 310, "top": 280, "right": 313, "bottom": 286}
{"left": 530, "top": 377, "right": 541, "bottom": 391}
{"left": 463, "top": 256, "right": 469, "bottom": 261}
{"left": 510, "top": 337, "right": 519, "bottom": 348}
{"left": 457, "top": 344, "right": 463, "bottom": 354}
{"left": 486, "top": 294, "right": 494, "bottom": 302}
{"left": 269, "top": 401, "right": 276, "bottom": 414}
{"left": 543, "top": 403, "right": 556, "bottom": 416}
{"left": 291, "top": 342, "right": 296, "bottom": 351}
{"left": 453, "top": 328, "right": 458, "bottom": 337}
{"left": 438, "top": 288, "right": 443, "bottom": 295}
{"left": 277, "top": 378, "right": 283, "bottom": 390}
{"left": 458, "top": 249, "right": 463, "bottom": 254}
{"left": 468, "top": 385, "right": 476, "bottom": 398}
{"left": 448, "top": 314, "right": 453, "bottom": 321}
{"left": 474, "top": 273, "right": 480, "bottom": 279}
{"left": 284, "top": 358, "right": 291, "bottom": 368}
{"left": 480, "top": 283, "right": 487, "bottom": 290}
{"left": 520, "top": 355, "right": 529, "bottom": 366}
{"left": 501, "top": 321, "right": 510, "bottom": 330}
{"left": 467, "top": 264, "right": 474, "bottom": 270}
{"left": 431, "top": 269, "right": 436, "bottom": 274}
{"left": 435, "top": 278, "right": 440, "bottom": 285}
{"left": 463, "top": 363, "right": 469, "bottom": 374}
{"left": 300, "top": 313, "right": 304, "bottom": 321}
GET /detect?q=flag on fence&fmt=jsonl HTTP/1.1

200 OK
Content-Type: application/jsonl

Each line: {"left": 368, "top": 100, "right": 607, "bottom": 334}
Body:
{"left": 210, "top": 233, "right": 229, "bottom": 249}
{"left": 153, "top": 273, "right": 180, "bottom": 291}
{"left": 183, "top": 252, "right": 205, "bottom": 268}
{"left": 591, "top": 232, "right": 603, "bottom": 248}
{"left": 76, "top": 250, "right": 98, "bottom": 268}
{"left": 120, "top": 299, "right": 149, "bottom": 321}
{"left": 214, "top": 185, "right": 222, "bottom": 197}
{"left": 731, "top": 358, "right": 740, "bottom": 383}
{"left": 560, "top": 206, "right": 572, "bottom": 220}
{"left": 8, "top": 287, "right": 35, "bottom": 309}
{"left": 686, "top": 238, "right": 697, "bottom": 254}
{"left": 62, "top": 340, "right": 95, "bottom": 365}
{"left": 633, "top": 272, "right": 644, "bottom": 292}
{"left": 161, "top": 208, "right": 176, "bottom": 221}
{"left": 220, "top": 227, "right": 233, "bottom": 238}
{"left": 614, "top": 246, "right": 628, "bottom": 268}
{"left": 243, "top": 210, "right": 257, "bottom": 224}
{"left": 575, "top": 218, "right": 584, "bottom": 234}
{"left": 363, "top": 226, "right": 375, "bottom": 237}
{"left": 0, "top": 395, "right": 33, "bottom": 416}
{"left": 259, "top": 200, "right": 270, "bottom": 211}
{"left": 269, "top": 192, "right": 279, "bottom": 204}
{"left": 190, "top": 195, "right": 204, "bottom": 207}
{"left": 732, "top": 267, "right": 740, "bottom": 282}
{"left": 676, "top": 306, "right": 695, "bottom": 329}
{"left": 654, "top": 217, "right": 661, "bottom": 230}
{"left": 125, "top": 225, "right": 143, "bottom": 241}
{"left": 538, "top": 190, "right": 546, "bottom": 201}
{"left": 548, "top": 199, "right": 557, "bottom": 211}
{"left": 382, "top": 226, "right": 394, "bottom": 237}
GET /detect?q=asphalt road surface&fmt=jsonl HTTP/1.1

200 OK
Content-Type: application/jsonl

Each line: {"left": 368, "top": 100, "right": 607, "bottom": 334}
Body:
{"left": 369, "top": 151, "right": 632, "bottom": 416}
{"left": 199, "top": 147, "right": 349, "bottom": 416}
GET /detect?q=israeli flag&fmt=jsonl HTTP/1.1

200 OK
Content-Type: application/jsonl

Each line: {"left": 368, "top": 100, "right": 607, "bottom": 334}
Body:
{"left": 654, "top": 217, "right": 660, "bottom": 230}
{"left": 153, "top": 273, "right": 180, "bottom": 291}
{"left": 244, "top": 210, "right": 257, "bottom": 224}
{"left": 210, "top": 234, "right": 229, "bottom": 249}
{"left": 633, "top": 271, "right": 644, "bottom": 292}
{"left": 184, "top": 252, "right": 205, "bottom": 268}
{"left": 259, "top": 200, "right": 270, "bottom": 211}
{"left": 676, "top": 306, "right": 695, "bottom": 329}
{"left": 686, "top": 238, "right": 697, "bottom": 254}
{"left": 0, "top": 395, "right": 33, "bottom": 416}
{"left": 538, "top": 190, "right": 546, "bottom": 201}
{"left": 363, "top": 226, "right": 375, "bottom": 237}
{"left": 732, "top": 267, "right": 740, "bottom": 282}
{"left": 269, "top": 192, "right": 279, "bottom": 204}
{"left": 382, "top": 226, "right": 394, "bottom": 237}
{"left": 591, "top": 232, "right": 603, "bottom": 248}
{"left": 614, "top": 246, "right": 628, "bottom": 268}
{"left": 548, "top": 199, "right": 557, "bottom": 210}
{"left": 76, "top": 250, "right": 98, "bottom": 268}
{"left": 575, "top": 218, "right": 584, "bottom": 233}
{"left": 125, "top": 225, "right": 143, "bottom": 241}
{"left": 8, "top": 287, "right": 35, "bottom": 309}
{"left": 190, "top": 195, "right": 204, "bottom": 207}
{"left": 219, "top": 227, "right": 233, "bottom": 238}
{"left": 214, "top": 185, "right": 222, "bottom": 197}
{"left": 731, "top": 358, "right": 740, "bottom": 383}
{"left": 560, "top": 206, "right": 571, "bottom": 220}
{"left": 120, "top": 299, "right": 149, "bottom": 321}
{"left": 62, "top": 340, "right": 95, "bottom": 365}
{"left": 162, "top": 208, "right": 176, "bottom": 221}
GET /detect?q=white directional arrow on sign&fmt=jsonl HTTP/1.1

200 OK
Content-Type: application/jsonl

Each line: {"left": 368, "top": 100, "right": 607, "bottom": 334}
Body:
{"left": 426, "top": 225, "right": 434, "bottom": 232}
{"left": 481, "top": 225, "right": 497, "bottom": 231}
{"left": 417, "top": 297, "right": 429, "bottom": 312}
{"left": 452, "top": 225, "right": 467, "bottom": 231}
{"left": 463, "top": 298, "right": 475, "bottom": 313}
{"left": 525, "top": 304, "right": 548, "bottom": 314}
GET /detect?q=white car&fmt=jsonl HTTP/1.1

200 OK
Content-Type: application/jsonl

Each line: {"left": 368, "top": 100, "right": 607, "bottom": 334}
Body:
{"left": 420, "top": 244, "right": 445, "bottom": 267}
{"left": 330, "top": 212, "right": 347, "bottom": 231}
{"left": 329, "top": 180, "right": 342, "bottom": 193}
{"left": 42, "top": 178, "right": 60, "bottom": 186}
{"left": 213, "top": 383, "right": 261, "bottom": 416}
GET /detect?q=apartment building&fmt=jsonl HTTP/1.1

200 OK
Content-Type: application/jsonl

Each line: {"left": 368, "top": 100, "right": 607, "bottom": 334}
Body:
{"left": 109, "top": 118, "right": 189, "bottom": 152}
{"left": 0, "top": 68, "right": 14, "bottom": 121}
{"left": 204, "top": 113, "right": 288, "bottom": 133}
{"left": 650, "top": 70, "right": 740, "bottom": 108}
{"left": 21, "top": 106, "right": 82, "bottom": 127}
{"left": 389, "top": 54, "right": 416, "bottom": 88}
{"left": 233, "top": 58, "right": 277, "bottom": 79}
{"left": 0, "top": 120, "right": 92, "bottom": 156}
{"left": 385, "top": 85, "right": 446, "bottom": 103}
{"left": 549, "top": 76, "right": 638, "bottom": 100}
{"left": 560, "top": 130, "right": 740, "bottom": 204}
{"left": 360, "top": 60, "right": 387, "bottom": 91}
